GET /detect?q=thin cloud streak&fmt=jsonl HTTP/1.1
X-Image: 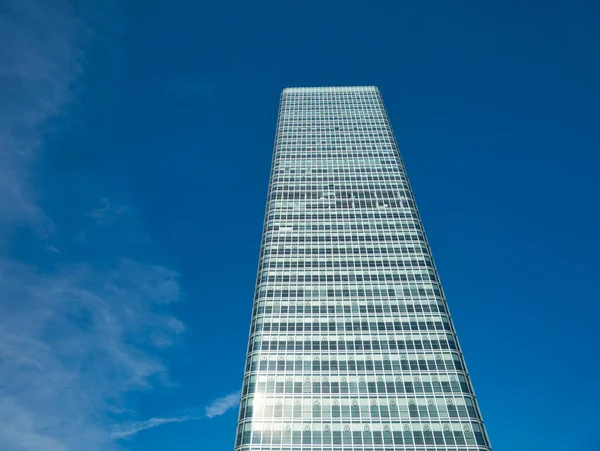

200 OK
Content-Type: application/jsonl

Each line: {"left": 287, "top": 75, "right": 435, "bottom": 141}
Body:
{"left": 205, "top": 391, "right": 241, "bottom": 418}
{"left": 111, "top": 416, "right": 201, "bottom": 440}
{"left": 110, "top": 390, "right": 242, "bottom": 440}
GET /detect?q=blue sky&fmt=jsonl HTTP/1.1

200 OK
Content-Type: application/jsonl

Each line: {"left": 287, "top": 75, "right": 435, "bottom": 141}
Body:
{"left": 1, "top": 0, "right": 598, "bottom": 450}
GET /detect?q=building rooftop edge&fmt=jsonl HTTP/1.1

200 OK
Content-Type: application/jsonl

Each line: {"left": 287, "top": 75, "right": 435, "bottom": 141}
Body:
{"left": 282, "top": 86, "right": 380, "bottom": 94}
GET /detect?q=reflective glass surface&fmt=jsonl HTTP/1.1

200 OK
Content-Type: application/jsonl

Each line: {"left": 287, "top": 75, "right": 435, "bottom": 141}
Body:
{"left": 234, "top": 86, "right": 492, "bottom": 451}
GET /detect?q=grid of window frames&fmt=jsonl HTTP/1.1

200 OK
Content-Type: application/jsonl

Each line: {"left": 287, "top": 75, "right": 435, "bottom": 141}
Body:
{"left": 234, "top": 86, "right": 492, "bottom": 451}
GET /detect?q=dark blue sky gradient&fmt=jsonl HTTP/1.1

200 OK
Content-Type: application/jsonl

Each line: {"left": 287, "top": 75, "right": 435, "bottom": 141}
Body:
{"left": 41, "top": 1, "right": 599, "bottom": 449}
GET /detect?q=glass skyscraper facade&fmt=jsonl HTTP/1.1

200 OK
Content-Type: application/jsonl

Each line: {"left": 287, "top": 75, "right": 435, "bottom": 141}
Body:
{"left": 234, "top": 86, "right": 492, "bottom": 451}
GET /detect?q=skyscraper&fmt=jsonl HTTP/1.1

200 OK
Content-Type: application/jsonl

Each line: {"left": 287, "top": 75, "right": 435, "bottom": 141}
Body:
{"left": 234, "top": 86, "right": 492, "bottom": 451}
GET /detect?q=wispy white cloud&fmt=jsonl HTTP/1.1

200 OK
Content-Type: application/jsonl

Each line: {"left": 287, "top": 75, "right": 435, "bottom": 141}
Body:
{"left": 111, "top": 415, "right": 201, "bottom": 439}
{"left": 205, "top": 391, "right": 241, "bottom": 418}
{"left": 0, "top": 1, "right": 190, "bottom": 450}
{"left": 0, "top": 0, "right": 88, "bottom": 232}
{"left": 0, "top": 257, "right": 186, "bottom": 451}
{"left": 90, "top": 198, "right": 132, "bottom": 226}
{"left": 109, "top": 389, "right": 242, "bottom": 440}
{"left": 111, "top": 415, "right": 201, "bottom": 440}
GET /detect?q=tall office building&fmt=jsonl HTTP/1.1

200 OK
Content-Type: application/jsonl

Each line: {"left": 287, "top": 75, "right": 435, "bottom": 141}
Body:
{"left": 234, "top": 86, "right": 492, "bottom": 451}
